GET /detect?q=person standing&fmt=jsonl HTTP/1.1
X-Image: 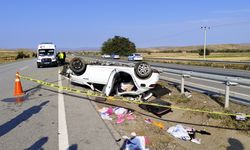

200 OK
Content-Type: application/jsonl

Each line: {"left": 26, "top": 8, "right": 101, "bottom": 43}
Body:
{"left": 58, "top": 52, "right": 64, "bottom": 65}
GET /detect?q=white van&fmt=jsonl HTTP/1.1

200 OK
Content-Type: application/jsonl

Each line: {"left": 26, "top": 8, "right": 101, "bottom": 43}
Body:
{"left": 37, "top": 42, "right": 58, "bottom": 68}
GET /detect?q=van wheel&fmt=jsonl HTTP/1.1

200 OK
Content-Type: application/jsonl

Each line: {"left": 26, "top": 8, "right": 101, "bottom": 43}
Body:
{"left": 134, "top": 62, "right": 152, "bottom": 79}
{"left": 69, "top": 57, "right": 86, "bottom": 75}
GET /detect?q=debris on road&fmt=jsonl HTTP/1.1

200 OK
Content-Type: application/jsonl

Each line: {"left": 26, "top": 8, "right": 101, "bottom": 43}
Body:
{"left": 98, "top": 106, "right": 136, "bottom": 124}
{"left": 149, "top": 84, "right": 172, "bottom": 97}
{"left": 98, "top": 107, "right": 113, "bottom": 120}
{"left": 144, "top": 118, "right": 165, "bottom": 129}
{"left": 100, "top": 113, "right": 113, "bottom": 121}
{"left": 139, "top": 99, "right": 172, "bottom": 117}
{"left": 114, "top": 107, "right": 128, "bottom": 115}
{"left": 120, "top": 132, "right": 150, "bottom": 150}
{"left": 235, "top": 113, "right": 247, "bottom": 121}
{"left": 167, "top": 124, "right": 211, "bottom": 144}
{"left": 116, "top": 112, "right": 136, "bottom": 124}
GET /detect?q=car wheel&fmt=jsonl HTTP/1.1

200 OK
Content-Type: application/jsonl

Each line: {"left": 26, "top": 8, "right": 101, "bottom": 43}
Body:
{"left": 134, "top": 62, "right": 152, "bottom": 79}
{"left": 69, "top": 57, "right": 86, "bottom": 75}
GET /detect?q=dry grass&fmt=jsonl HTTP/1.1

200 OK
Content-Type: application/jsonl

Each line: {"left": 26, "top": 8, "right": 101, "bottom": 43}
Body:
{"left": 141, "top": 52, "right": 250, "bottom": 61}
{"left": 0, "top": 50, "right": 35, "bottom": 64}
{"left": 136, "top": 52, "right": 250, "bottom": 70}
{"left": 138, "top": 44, "right": 250, "bottom": 52}
{"left": 0, "top": 50, "right": 17, "bottom": 63}
{"left": 94, "top": 80, "right": 250, "bottom": 149}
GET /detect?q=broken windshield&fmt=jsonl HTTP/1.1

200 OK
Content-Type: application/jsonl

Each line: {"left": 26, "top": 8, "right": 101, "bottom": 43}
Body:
{"left": 39, "top": 49, "right": 55, "bottom": 56}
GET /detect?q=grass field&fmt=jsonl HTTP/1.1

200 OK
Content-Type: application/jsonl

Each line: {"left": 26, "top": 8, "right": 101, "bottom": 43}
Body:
{"left": 0, "top": 50, "right": 35, "bottom": 64}
{"left": 138, "top": 43, "right": 250, "bottom": 52}
{"left": 139, "top": 52, "right": 250, "bottom": 70}
{"left": 0, "top": 50, "right": 17, "bottom": 64}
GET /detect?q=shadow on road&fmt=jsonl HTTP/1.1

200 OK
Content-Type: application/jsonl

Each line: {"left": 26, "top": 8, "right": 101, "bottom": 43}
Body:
{"left": 25, "top": 136, "right": 48, "bottom": 150}
{"left": 0, "top": 101, "right": 49, "bottom": 137}
{"left": 227, "top": 138, "right": 244, "bottom": 150}
{"left": 1, "top": 84, "right": 42, "bottom": 103}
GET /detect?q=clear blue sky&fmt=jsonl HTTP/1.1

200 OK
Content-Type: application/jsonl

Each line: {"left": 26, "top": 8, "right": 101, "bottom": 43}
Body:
{"left": 0, "top": 0, "right": 250, "bottom": 49}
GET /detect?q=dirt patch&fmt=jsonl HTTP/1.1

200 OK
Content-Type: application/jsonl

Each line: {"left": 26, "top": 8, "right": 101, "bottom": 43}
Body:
{"left": 95, "top": 80, "right": 250, "bottom": 150}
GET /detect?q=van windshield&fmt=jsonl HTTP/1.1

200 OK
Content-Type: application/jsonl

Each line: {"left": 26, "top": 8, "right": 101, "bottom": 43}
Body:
{"left": 39, "top": 49, "right": 54, "bottom": 56}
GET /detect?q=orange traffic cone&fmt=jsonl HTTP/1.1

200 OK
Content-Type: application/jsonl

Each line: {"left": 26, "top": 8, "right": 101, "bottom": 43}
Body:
{"left": 14, "top": 72, "right": 25, "bottom": 96}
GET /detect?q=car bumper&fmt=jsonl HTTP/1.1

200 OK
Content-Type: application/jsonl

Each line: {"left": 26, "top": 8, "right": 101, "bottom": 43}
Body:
{"left": 37, "top": 61, "right": 57, "bottom": 66}
{"left": 133, "top": 58, "right": 143, "bottom": 61}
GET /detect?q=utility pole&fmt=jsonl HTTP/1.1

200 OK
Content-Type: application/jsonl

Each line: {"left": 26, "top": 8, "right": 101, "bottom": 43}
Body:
{"left": 201, "top": 26, "right": 210, "bottom": 60}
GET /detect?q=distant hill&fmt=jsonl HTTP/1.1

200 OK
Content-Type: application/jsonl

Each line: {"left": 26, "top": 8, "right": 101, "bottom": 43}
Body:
{"left": 138, "top": 44, "right": 250, "bottom": 52}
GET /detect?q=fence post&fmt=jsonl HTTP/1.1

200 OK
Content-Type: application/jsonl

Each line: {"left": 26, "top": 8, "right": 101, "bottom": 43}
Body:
{"left": 181, "top": 74, "right": 190, "bottom": 94}
{"left": 225, "top": 84, "right": 230, "bottom": 108}
{"left": 224, "top": 81, "right": 238, "bottom": 108}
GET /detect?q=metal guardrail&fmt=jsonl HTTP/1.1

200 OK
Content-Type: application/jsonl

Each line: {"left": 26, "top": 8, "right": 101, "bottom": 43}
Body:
{"left": 156, "top": 67, "right": 250, "bottom": 107}
{"left": 145, "top": 57, "right": 250, "bottom": 65}
{"left": 159, "top": 68, "right": 250, "bottom": 86}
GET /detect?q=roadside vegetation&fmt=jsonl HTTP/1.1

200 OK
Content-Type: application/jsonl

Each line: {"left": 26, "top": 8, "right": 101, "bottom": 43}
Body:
{"left": 78, "top": 49, "right": 250, "bottom": 70}
{"left": 138, "top": 46, "right": 250, "bottom": 70}
{"left": 101, "top": 35, "right": 136, "bottom": 55}
{"left": 94, "top": 79, "right": 250, "bottom": 149}
{"left": 146, "top": 58, "right": 250, "bottom": 70}
{"left": 0, "top": 49, "right": 36, "bottom": 64}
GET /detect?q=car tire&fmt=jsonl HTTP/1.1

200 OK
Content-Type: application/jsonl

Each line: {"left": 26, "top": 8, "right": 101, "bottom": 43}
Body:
{"left": 134, "top": 62, "right": 152, "bottom": 79}
{"left": 69, "top": 57, "right": 86, "bottom": 75}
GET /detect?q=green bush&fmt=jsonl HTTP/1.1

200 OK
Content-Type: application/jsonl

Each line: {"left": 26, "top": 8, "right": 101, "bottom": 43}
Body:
{"left": 101, "top": 35, "right": 136, "bottom": 56}
{"left": 198, "top": 49, "right": 211, "bottom": 56}
{"left": 15, "top": 51, "right": 30, "bottom": 59}
{"left": 32, "top": 52, "right": 37, "bottom": 57}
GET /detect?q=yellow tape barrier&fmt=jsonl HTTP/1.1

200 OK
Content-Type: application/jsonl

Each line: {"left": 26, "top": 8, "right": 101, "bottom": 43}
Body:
{"left": 19, "top": 74, "right": 250, "bottom": 118}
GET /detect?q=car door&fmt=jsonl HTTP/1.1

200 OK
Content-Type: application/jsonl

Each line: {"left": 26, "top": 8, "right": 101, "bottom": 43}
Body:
{"left": 104, "top": 69, "right": 117, "bottom": 96}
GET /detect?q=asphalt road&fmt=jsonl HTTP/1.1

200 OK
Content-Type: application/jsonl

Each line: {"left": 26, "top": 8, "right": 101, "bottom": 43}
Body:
{"left": 0, "top": 59, "right": 120, "bottom": 150}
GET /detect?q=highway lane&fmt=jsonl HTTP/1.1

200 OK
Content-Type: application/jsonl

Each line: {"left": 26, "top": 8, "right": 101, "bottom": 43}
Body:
{"left": 0, "top": 59, "right": 119, "bottom": 150}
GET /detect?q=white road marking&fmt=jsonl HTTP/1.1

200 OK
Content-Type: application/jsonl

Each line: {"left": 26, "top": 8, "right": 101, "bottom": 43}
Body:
{"left": 20, "top": 66, "right": 28, "bottom": 71}
{"left": 58, "top": 70, "right": 69, "bottom": 150}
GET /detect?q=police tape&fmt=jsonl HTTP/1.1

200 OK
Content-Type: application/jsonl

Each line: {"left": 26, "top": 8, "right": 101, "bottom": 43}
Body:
{"left": 19, "top": 74, "right": 250, "bottom": 118}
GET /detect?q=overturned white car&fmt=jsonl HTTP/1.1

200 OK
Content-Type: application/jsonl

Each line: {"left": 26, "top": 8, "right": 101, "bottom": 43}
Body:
{"left": 61, "top": 57, "right": 160, "bottom": 98}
